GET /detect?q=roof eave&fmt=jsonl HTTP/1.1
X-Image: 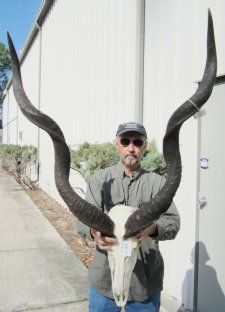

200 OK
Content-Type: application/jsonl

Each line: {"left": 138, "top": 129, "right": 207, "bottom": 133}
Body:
{"left": 3, "top": 0, "right": 55, "bottom": 99}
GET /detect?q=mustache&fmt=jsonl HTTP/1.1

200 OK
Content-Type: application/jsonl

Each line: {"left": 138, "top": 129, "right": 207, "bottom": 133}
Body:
{"left": 125, "top": 153, "right": 137, "bottom": 159}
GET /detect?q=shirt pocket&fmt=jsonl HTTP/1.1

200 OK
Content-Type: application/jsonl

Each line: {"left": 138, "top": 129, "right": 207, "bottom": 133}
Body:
{"left": 102, "top": 180, "right": 124, "bottom": 211}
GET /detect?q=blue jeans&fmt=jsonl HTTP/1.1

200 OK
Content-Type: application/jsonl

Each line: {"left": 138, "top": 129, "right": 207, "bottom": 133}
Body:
{"left": 88, "top": 286, "right": 161, "bottom": 312}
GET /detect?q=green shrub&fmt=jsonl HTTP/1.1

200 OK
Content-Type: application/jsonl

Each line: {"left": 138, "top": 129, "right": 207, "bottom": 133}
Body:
{"left": 0, "top": 141, "right": 166, "bottom": 181}
{"left": 141, "top": 140, "right": 166, "bottom": 176}
{"left": 0, "top": 144, "right": 37, "bottom": 171}
{"left": 70, "top": 140, "right": 166, "bottom": 181}
{"left": 0, "top": 144, "right": 22, "bottom": 162}
{"left": 0, "top": 144, "right": 37, "bottom": 160}
{"left": 70, "top": 142, "right": 119, "bottom": 180}
{"left": 21, "top": 145, "right": 37, "bottom": 163}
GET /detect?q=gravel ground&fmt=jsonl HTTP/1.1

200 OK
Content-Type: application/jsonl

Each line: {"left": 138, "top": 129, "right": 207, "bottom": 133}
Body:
{"left": 25, "top": 188, "right": 96, "bottom": 269}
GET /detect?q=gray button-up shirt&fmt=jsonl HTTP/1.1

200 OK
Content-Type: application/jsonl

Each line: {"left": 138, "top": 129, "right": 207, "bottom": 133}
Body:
{"left": 77, "top": 163, "right": 180, "bottom": 302}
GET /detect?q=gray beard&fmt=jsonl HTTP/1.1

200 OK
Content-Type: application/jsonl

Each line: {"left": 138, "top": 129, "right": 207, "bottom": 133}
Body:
{"left": 123, "top": 156, "right": 139, "bottom": 168}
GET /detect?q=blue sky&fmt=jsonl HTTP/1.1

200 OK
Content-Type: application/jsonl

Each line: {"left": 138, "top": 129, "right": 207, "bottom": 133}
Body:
{"left": 0, "top": 0, "right": 42, "bottom": 53}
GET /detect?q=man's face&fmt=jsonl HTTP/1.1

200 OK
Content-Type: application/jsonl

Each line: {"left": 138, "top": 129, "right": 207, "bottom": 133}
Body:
{"left": 115, "top": 132, "right": 147, "bottom": 169}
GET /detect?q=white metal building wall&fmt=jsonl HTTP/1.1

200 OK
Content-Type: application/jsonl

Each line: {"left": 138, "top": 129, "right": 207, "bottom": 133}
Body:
{"left": 18, "top": 34, "right": 40, "bottom": 146}
{"left": 3, "top": 0, "right": 225, "bottom": 310}
{"left": 40, "top": 0, "right": 137, "bottom": 144}
{"left": 143, "top": 0, "right": 225, "bottom": 309}
{"left": 3, "top": 0, "right": 139, "bottom": 200}
{"left": 3, "top": 87, "right": 18, "bottom": 144}
{"left": 37, "top": 0, "right": 139, "bottom": 199}
{"left": 3, "top": 33, "right": 40, "bottom": 146}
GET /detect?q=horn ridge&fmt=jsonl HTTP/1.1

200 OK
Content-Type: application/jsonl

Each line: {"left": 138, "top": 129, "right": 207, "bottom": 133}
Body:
{"left": 7, "top": 32, "right": 115, "bottom": 237}
{"left": 124, "top": 9, "right": 217, "bottom": 239}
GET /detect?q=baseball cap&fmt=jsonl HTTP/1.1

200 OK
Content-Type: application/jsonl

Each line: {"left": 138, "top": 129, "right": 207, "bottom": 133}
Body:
{"left": 116, "top": 122, "right": 147, "bottom": 137}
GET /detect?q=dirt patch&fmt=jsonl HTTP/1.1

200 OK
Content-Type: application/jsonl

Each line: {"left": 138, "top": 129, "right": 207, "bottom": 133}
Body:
{"left": 26, "top": 188, "right": 96, "bottom": 268}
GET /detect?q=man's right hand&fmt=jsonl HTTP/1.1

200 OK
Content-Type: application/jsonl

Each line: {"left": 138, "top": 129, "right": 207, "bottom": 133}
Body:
{"left": 91, "top": 228, "right": 117, "bottom": 251}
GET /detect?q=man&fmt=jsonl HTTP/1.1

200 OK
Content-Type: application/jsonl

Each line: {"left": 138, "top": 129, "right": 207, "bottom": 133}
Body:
{"left": 77, "top": 122, "right": 180, "bottom": 312}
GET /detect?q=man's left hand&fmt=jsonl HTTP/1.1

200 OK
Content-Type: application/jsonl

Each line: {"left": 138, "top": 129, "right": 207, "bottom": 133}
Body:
{"left": 131, "top": 208, "right": 158, "bottom": 242}
{"left": 135, "top": 223, "right": 158, "bottom": 242}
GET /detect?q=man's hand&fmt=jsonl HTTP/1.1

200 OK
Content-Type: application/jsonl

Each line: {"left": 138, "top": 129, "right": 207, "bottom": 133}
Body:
{"left": 91, "top": 228, "right": 117, "bottom": 251}
{"left": 130, "top": 208, "right": 158, "bottom": 242}
{"left": 135, "top": 223, "right": 158, "bottom": 242}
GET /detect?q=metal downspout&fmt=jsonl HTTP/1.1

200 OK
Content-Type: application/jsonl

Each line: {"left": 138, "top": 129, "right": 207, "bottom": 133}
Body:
{"left": 16, "top": 98, "right": 18, "bottom": 144}
{"left": 7, "top": 92, "right": 9, "bottom": 144}
{"left": 135, "top": 0, "right": 145, "bottom": 124}
{"left": 193, "top": 112, "right": 201, "bottom": 312}
{"left": 32, "top": 22, "right": 42, "bottom": 183}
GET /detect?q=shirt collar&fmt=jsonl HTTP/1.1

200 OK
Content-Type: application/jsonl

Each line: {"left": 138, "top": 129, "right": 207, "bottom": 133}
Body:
{"left": 115, "top": 162, "right": 144, "bottom": 180}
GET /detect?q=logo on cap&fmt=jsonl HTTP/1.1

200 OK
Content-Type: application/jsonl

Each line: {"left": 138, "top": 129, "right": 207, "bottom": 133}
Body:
{"left": 116, "top": 122, "right": 147, "bottom": 137}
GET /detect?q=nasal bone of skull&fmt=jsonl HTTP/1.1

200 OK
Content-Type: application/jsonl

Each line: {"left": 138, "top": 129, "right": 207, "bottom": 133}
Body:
{"left": 107, "top": 205, "right": 140, "bottom": 307}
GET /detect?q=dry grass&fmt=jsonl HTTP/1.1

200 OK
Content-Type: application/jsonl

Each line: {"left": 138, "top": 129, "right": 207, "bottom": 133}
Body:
{"left": 26, "top": 188, "right": 96, "bottom": 268}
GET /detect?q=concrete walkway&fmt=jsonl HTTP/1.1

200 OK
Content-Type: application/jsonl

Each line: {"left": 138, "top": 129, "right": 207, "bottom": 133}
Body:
{"left": 0, "top": 168, "right": 88, "bottom": 312}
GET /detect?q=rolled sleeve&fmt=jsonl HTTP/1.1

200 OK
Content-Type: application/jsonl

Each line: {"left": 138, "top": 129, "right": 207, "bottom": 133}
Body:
{"left": 155, "top": 201, "right": 180, "bottom": 240}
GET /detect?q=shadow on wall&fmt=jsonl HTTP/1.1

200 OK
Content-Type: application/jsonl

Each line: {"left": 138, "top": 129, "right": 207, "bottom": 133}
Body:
{"left": 181, "top": 241, "right": 225, "bottom": 312}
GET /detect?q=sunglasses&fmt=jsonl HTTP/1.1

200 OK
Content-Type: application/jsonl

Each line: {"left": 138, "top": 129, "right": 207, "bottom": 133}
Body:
{"left": 120, "top": 138, "right": 144, "bottom": 147}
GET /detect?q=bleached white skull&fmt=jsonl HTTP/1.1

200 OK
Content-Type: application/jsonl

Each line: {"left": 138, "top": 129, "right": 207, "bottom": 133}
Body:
{"left": 107, "top": 205, "right": 140, "bottom": 307}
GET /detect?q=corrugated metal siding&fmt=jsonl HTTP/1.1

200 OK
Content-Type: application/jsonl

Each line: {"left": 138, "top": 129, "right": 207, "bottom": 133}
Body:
{"left": 40, "top": 0, "right": 137, "bottom": 145}
{"left": 3, "top": 88, "right": 18, "bottom": 144}
{"left": 3, "top": 0, "right": 139, "bottom": 201}
{"left": 144, "top": 0, "right": 225, "bottom": 146}
{"left": 144, "top": 0, "right": 203, "bottom": 145}
{"left": 3, "top": 33, "right": 40, "bottom": 146}
{"left": 18, "top": 33, "right": 40, "bottom": 146}
{"left": 35, "top": 0, "right": 138, "bottom": 201}
{"left": 143, "top": 1, "right": 225, "bottom": 309}
{"left": 143, "top": 2, "right": 200, "bottom": 307}
{"left": 2, "top": 93, "right": 9, "bottom": 143}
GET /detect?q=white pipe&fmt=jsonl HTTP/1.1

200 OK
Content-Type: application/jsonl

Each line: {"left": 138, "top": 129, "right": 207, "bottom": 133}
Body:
{"left": 32, "top": 22, "right": 42, "bottom": 183}
{"left": 135, "top": 0, "right": 145, "bottom": 124}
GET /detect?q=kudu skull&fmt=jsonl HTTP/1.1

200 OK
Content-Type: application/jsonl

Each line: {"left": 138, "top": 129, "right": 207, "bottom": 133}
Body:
{"left": 7, "top": 9, "right": 216, "bottom": 308}
{"left": 108, "top": 206, "right": 140, "bottom": 307}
